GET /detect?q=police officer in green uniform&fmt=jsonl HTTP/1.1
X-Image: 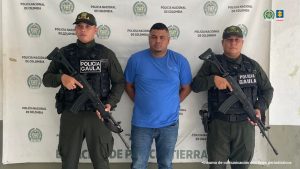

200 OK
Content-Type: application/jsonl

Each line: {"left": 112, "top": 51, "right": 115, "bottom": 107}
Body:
{"left": 43, "top": 12, "right": 125, "bottom": 169}
{"left": 191, "top": 26, "right": 273, "bottom": 169}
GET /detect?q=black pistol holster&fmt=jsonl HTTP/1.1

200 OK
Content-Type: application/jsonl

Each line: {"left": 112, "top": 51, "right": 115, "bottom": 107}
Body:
{"left": 55, "top": 87, "right": 65, "bottom": 114}
{"left": 199, "top": 109, "right": 209, "bottom": 133}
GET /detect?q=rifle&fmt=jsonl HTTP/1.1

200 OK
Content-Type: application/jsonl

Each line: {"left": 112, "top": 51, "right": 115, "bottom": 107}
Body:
{"left": 199, "top": 48, "right": 278, "bottom": 155}
{"left": 47, "top": 47, "right": 130, "bottom": 149}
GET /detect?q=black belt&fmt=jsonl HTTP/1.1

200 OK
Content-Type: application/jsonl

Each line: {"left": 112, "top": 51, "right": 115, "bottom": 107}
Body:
{"left": 64, "top": 102, "right": 95, "bottom": 113}
{"left": 212, "top": 112, "right": 248, "bottom": 122}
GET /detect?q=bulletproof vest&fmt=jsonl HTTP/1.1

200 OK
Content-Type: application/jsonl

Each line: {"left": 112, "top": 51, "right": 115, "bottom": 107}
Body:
{"left": 56, "top": 43, "right": 110, "bottom": 112}
{"left": 208, "top": 54, "right": 258, "bottom": 115}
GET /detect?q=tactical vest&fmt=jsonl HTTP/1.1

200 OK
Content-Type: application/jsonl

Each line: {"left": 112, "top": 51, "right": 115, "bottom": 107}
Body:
{"left": 55, "top": 43, "right": 110, "bottom": 113}
{"left": 208, "top": 54, "right": 258, "bottom": 115}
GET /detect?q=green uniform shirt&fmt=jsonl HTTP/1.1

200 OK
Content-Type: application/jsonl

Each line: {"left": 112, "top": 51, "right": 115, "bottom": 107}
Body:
{"left": 191, "top": 54, "right": 273, "bottom": 112}
{"left": 43, "top": 40, "right": 125, "bottom": 107}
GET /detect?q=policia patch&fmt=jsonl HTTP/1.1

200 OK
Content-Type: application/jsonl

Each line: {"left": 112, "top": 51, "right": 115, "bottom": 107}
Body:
{"left": 80, "top": 59, "right": 108, "bottom": 73}
{"left": 238, "top": 73, "right": 257, "bottom": 87}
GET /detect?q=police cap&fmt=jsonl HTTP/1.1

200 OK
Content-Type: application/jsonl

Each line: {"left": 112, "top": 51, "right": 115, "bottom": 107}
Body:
{"left": 222, "top": 26, "right": 243, "bottom": 39}
{"left": 73, "top": 12, "right": 97, "bottom": 26}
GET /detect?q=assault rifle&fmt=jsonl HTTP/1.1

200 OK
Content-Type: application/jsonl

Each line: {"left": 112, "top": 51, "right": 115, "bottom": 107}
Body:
{"left": 47, "top": 47, "right": 129, "bottom": 149}
{"left": 199, "top": 48, "right": 278, "bottom": 155}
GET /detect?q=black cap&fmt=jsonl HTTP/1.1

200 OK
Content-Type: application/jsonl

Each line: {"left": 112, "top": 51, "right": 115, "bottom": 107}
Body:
{"left": 73, "top": 12, "right": 97, "bottom": 26}
{"left": 222, "top": 26, "right": 243, "bottom": 39}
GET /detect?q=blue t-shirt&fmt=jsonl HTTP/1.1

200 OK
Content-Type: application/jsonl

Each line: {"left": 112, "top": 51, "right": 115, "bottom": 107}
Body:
{"left": 124, "top": 49, "right": 192, "bottom": 128}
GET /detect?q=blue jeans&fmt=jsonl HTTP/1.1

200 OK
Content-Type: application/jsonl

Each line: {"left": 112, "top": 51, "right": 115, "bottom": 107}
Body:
{"left": 131, "top": 121, "right": 179, "bottom": 169}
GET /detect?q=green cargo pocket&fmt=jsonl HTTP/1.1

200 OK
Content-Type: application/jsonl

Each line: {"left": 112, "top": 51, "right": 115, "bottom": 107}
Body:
{"left": 99, "top": 135, "right": 114, "bottom": 159}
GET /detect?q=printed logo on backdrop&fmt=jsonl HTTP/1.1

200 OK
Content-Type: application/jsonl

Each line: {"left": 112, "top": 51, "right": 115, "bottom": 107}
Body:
{"left": 56, "top": 148, "right": 207, "bottom": 160}
{"left": 168, "top": 25, "right": 180, "bottom": 40}
{"left": 28, "top": 128, "right": 42, "bottom": 142}
{"left": 127, "top": 28, "right": 149, "bottom": 37}
{"left": 20, "top": 2, "right": 45, "bottom": 10}
{"left": 55, "top": 27, "right": 75, "bottom": 36}
{"left": 22, "top": 55, "right": 46, "bottom": 64}
{"left": 263, "top": 9, "right": 285, "bottom": 22}
{"left": 228, "top": 5, "right": 252, "bottom": 13}
{"left": 194, "top": 29, "right": 219, "bottom": 38}
{"left": 133, "top": 1, "right": 147, "bottom": 16}
{"left": 237, "top": 24, "right": 248, "bottom": 37}
{"left": 56, "top": 148, "right": 132, "bottom": 160}
{"left": 27, "top": 23, "right": 41, "bottom": 37}
{"left": 60, "top": 0, "right": 75, "bottom": 14}
{"left": 192, "top": 133, "right": 207, "bottom": 142}
{"left": 276, "top": 10, "right": 284, "bottom": 21}
{"left": 91, "top": 5, "right": 116, "bottom": 13}
{"left": 23, "top": 106, "right": 46, "bottom": 114}
{"left": 27, "top": 75, "right": 42, "bottom": 89}
{"left": 97, "top": 25, "right": 111, "bottom": 39}
{"left": 263, "top": 10, "right": 275, "bottom": 21}
{"left": 203, "top": 1, "right": 218, "bottom": 16}
{"left": 161, "top": 5, "right": 187, "bottom": 14}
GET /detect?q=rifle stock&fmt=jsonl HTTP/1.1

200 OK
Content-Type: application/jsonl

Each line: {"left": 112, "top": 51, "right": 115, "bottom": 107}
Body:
{"left": 199, "top": 48, "right": 278, "bottom": 155}
{"left": 47, "top": 47, "right": 130, "bottom": 149}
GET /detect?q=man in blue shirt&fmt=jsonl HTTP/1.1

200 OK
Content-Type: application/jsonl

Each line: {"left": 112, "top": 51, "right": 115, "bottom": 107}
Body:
{"left": 124, "top": 23, "right": 192, "bottom": 169}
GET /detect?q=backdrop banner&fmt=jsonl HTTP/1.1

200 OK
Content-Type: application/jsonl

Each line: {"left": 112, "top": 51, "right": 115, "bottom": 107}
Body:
{"left": 269, "top": 0, "right": 300, "bottom": 125}
{"left": 2, "top": 0, "right": 275, "bottom": 164}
